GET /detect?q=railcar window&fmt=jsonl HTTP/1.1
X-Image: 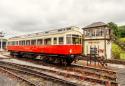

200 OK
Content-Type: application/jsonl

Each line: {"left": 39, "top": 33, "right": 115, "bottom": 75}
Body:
{"left": 8, "top": 42, "right": 10, "bottom": 45}
{"left": 31, "top": 40, "right": 36, "bottom": 45}
{"left": 17, "top": 41, "right": 19, "bottom": 45}
{"left": 10, "top": 42, "right": 12, "bottom": 45}
{"left": 19, "top": 41, "right": 21, "bottom": 45}
{"left": 66, "top": 34, "right": 72, "bottom": 44}
{"left": 12, "top": 41, "right": 13, "bottom": 45}
{"left": 12, "top": 41, "right": 15, "bottom": 45}
{"left": 66, "top": 28, "right": 71, "bottom": 30}
{"left": 44, "top": 38, "right": 51, "bottom": 45}
{"left": 26, "top": 40, "right": 30, "bottom": 45}
{"left": 37, "top": 39, "right": 43, "bottom": 45}
{"left": 53, "top": 38, "right": 57, "bottom": 44}
{"left": 22, "top": 41, "right": 25, "bottom": 45}
{"left": 59, "top": 37, "right": 63, "bottom": 44}
{"left": 72, "top": 35, "right": 81, "bottom": 44}
{"left": 21, "top": 41, "right": 23, "bottom": 45}
{"left": 15, "top": 41, "right": 18, "bottom": 45}
{"left": 11, "top": 41, "right": 13, "bottom": 45}
{"left": 66, "top": 34, "right": 81, "bottom": 44}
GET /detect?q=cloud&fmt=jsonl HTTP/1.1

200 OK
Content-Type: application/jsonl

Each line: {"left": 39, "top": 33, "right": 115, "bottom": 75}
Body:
{"left": 0, "top": 0, "right": 125, "bottom": 37}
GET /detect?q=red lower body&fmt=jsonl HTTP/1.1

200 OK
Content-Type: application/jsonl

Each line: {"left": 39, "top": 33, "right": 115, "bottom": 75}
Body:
{"left": 7, "top": 45, "right": 82, "bottom": 55}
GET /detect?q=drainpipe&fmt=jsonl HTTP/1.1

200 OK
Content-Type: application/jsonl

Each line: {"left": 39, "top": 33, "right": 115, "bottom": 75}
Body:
{"left": 0, "top": 37, "right": 3, "bottom": 51}
{"left": 104, "top": 26, "right": 107, "bottom": 59}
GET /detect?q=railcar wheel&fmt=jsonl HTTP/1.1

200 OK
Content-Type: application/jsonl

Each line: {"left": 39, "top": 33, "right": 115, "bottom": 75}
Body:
{"left": 66, "top": 57, "right": 74, "bottom": 66}
{"left": 10, "top": 52, "right": 14, "bottom": 57}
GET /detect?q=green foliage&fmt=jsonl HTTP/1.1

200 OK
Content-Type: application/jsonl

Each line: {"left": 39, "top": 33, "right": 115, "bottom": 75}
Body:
{"left": 120, "top": 53, "right": 125, "bottom": 60}
{"left": 112, "top": 43, "right": 125, "bottom": 59}
{"left": 119, "top": 38, "right": 125, "bottom": 43}
{"left": 118, "top": 25, "right": 125, "bottom": 38}
{"left": 108, "top": 22, "right": 120, "bottom": 38}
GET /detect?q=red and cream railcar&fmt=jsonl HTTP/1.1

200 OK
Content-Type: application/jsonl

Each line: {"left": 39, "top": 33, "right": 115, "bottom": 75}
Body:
{"left": 7, "top": 26, "right": 82, "bottom": 65}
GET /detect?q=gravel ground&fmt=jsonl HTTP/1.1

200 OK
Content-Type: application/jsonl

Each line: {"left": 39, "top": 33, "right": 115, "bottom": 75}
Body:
{"left": 77, "top": 60, "right": 125, "bottom": 86}
{"left": 108, "top": 64, "right": 125, "bottom": 86}
{"left": 0, "top": 74, "right": 18, "bottom": 86}
{"left": 117, "top": 68, "right": 125, "bottom": 86}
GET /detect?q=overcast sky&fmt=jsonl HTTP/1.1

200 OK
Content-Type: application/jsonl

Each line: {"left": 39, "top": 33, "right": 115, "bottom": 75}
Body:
{"left": 0, "top": 0, "right": 125, "bottom": 37}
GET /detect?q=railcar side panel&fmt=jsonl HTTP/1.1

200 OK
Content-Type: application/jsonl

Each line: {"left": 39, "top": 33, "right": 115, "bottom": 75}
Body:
{"left": 7, "top": 45, "right": 82, "bottom": 55}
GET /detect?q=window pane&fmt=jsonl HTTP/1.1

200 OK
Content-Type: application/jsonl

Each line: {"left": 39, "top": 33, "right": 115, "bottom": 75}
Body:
{"left": 66, "top": 34, "right": 72, "bottom": 44}
{"left": 19, "top": 41, "right": 21, "bottom": 45}
{"left": 44, "top": 38, "right": 51, "bottom": 45}
{"left": 72, "top": 38, "right": 79, "bottom": 44}
{"left": 26, "top": 40, "right": 30, "bottom": 45}
{"left": 22, "top": 41, "right": 25, "bottom": 45}
{"left": 37, "top": 39, "right": 43, "bottom": 45}
{"left": 72, "top": 35, "right": 81, "bottom": 44}
{"left": 66, "top": 37, "right": 71, "bottom": 44}
{"left": 31, "top": 40, "right": 36, "bottom": 45}
{"left": 53, "top": 38, "right": 57, "bottom": 44}
{"left": 15, "top": 41, "right": 18, "bottom": 45}
{"left": 96, "top": 28, "right": 104, "bottom": 36}
{"left": 59, "top": 37, "right": 63, "bottom": 44}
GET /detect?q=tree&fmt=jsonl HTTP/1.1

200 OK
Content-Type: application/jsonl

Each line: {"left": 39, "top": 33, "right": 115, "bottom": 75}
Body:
{"left": 108, "top": 22, "right": 120, "bottom": 38}
{"left": 119, "top": 25, "right": 125, "bottom": 38}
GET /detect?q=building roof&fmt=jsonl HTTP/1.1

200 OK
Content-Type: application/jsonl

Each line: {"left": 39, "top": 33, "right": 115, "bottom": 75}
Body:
{"left": 82, "top": 22, "right": 107, "bottom": 29}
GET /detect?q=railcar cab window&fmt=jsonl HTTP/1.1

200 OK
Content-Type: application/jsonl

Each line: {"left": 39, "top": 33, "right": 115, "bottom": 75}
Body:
{"left": 31, "top": 40, "right": 36, "bottom": 45}
{"left": 44, "top": 38, "right": 51, "bottom": 45}
{"left": 72, "top": 35, "right": 81, "bottom": 44}
{"left": 37, "top": 39, "right": 43, "bottom": 45}
{"left": 66, "top": 34, "right": 81, "bottom": 44}
{"left": 59, "top": 37, "right": 64, "bottom": 44}
{"left": 53, "top": 37, "right": 57, "bottom": 44}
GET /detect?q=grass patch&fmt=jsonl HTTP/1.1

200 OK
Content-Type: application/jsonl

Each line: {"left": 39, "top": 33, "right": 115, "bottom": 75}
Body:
{"left": 112, "top": 43, "right": 125, "bottom": 59}
{"left": 120, "top": 53, "right": 125, "bottom": 60}
{"left": 119, "top": 38, "right": 125, "bottom": 43}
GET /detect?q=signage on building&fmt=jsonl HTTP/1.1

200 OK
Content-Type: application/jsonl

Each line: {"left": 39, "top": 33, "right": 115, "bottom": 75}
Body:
{"left": 88, "top": 41, "right": 100, "bottom": 44}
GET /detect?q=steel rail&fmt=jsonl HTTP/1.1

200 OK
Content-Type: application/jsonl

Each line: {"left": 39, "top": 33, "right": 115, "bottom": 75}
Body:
{"left": 0, "top": 67, "right": 38, "bottom": 86}
{"left": 0, "top": 62, "right": 79, "bottom": 86}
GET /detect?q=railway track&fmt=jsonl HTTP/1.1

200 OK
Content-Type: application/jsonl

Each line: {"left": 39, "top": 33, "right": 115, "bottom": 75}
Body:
{"left": 0, "top": 67, "right": 39, "bottom": 86}
{"left": 0, "top": 57, "right": 118, "bottom": 86}
{"left": 0, "top": 61, "right": 80, "bottom": 86}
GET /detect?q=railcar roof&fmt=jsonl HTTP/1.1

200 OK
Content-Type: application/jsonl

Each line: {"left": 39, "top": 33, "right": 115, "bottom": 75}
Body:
{"left": 9, "top": 26, "right": 80, "bottom": 40}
